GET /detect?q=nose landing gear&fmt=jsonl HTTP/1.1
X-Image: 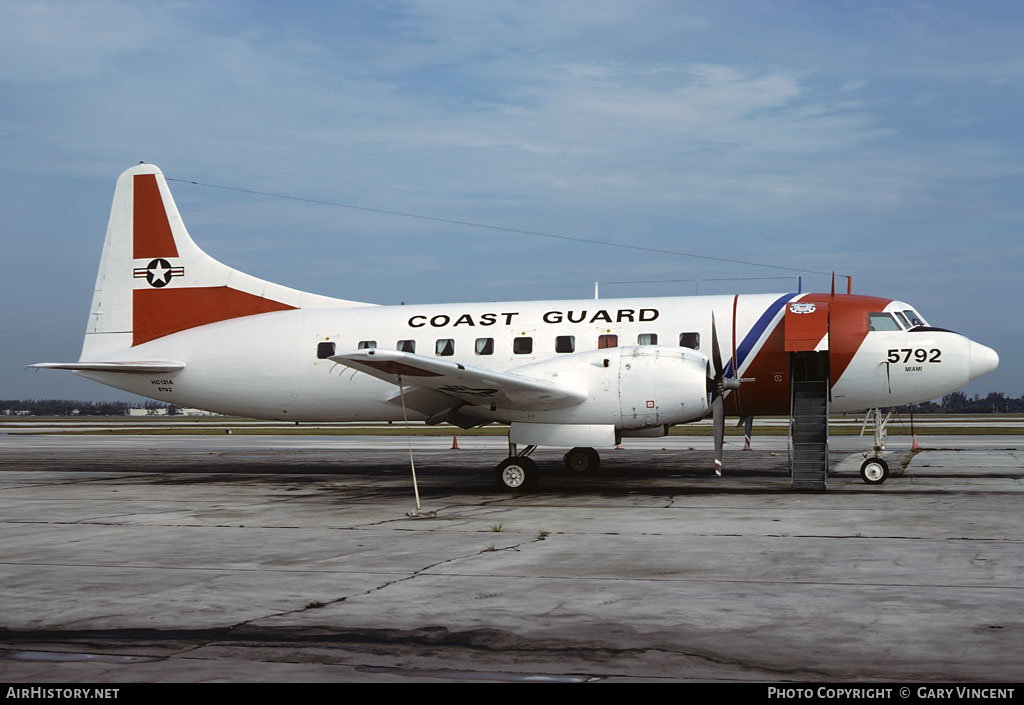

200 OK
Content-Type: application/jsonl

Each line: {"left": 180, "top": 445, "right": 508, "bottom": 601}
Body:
{"left": 859, "top": 407, "right": 895, "bottom": 485}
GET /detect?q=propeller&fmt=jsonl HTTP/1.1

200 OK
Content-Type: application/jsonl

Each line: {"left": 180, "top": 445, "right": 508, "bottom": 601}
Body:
{"left": 708, "top": 313, "right": 740, "bottom": 476}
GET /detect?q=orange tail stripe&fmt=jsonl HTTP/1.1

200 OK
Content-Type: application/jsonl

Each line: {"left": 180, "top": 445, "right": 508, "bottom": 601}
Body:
{"left": 133, "top": 174, "right": 178, "bottom": 259}
{"left": 133, "top": 287, "right": 295, "bottom": 346}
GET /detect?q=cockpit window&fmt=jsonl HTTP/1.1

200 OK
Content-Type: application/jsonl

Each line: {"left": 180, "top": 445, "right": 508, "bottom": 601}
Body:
{"left": 868, "top": 313, "right": 901, "bottom": 331}
{"left": 903, "top": 309, "right": 926, "bottom": 327}
{"left": 893, "top": 312, "right": 911, "bottom": 329}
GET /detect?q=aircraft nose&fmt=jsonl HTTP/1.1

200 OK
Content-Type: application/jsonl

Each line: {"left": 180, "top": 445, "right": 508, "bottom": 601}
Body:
{"left": 968, "top": 341, "right": 999, "bottom": 381}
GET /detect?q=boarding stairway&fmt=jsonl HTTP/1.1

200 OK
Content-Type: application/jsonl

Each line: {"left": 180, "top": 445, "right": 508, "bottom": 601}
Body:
{"left": 790, "top": 380, "right": 829, "bottom": 490}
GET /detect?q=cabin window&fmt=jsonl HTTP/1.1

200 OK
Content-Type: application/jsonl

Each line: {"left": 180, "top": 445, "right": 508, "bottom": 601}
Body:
{"left": 555, "top": 335, "right": 575, "bottom": 353}
{"left": 903, "top": 309, "right": 926, "bottom": 327}
{"left": 513, "top": 337, "right": 533, "bottom": 355}
{"left": 475, "top": 338, "right": 494, "bottom": 355}
{"left": 679, "top": 332, "right": 700, "bottom": 350}
{"left": 893, "top": 312, "right": 911, "bottom": 329}
{"left": 868, "top": 313, "right": 901, "bottom": 331}
{"left": 357, "top": 340, "right": 376, "bottom": 349}
{"left": 638, "top": 333, "right": 658, "bottom": 346}
{"left": 397, "top": 339, "right": 416, "bottom": 353}
{"left": 598, "top": 334, "right": 618, "bottom": 349}
{"left": 316, "top": 342, "right": 336, "bottom": 359}
{"left": 435, "top": 339, "right": 455, "bottom": 356}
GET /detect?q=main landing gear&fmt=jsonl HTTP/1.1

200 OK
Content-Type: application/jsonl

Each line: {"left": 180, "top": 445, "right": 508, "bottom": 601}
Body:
{"left": 495, "top": 443, "right": 603, "bottom": 490}
{"left": 563, "top": 447, "right": 600, "bottom": 474}
{"left": 496, "top": 441, "right": 539, "bottom": 491}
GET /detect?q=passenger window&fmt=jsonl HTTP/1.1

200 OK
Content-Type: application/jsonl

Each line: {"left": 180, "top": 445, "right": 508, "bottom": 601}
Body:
{"left": 316, "top": 342, "right": 336, "bottom": 359}
{"left": 475, "top": 338, "right": 494, "bottom": 355}
{"left": 513, "top": 337, "right": 533, "bottom": 355}
{"left": 893, "top": 312, "right": 910, "bottom": 329}
{"left": 555, "top": 335, "right": 575, "bottom": 353}
{"left": 638, "top": 333, "right": 658, "bottom": 346}
{"left": 397, "top": 340, "right": 416, "bottom": 353}
{"left": 679, "top": 332, "right": 700, "bottom": 350}
{"left": 598, "top": 334, "right": 618, "bottom": 349}
{"left": 435, "top": 339, "right": 455, "bottom": 356}
{"left": 868, "top": 313, "right": 901, "bottom": 331}
{"left": 357, "top": 340, "right": 376, "bottom": 349}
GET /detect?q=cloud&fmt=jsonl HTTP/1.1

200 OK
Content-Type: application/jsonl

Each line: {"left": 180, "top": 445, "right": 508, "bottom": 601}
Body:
{"left": 0, "top": 1, "right": 181, "bottom": 85}
{"left": 3, "top": 1, "right": 1023, "bottom": 398}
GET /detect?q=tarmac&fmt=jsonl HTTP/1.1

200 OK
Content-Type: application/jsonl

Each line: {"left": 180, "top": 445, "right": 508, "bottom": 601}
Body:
{"left": 0, "top": 432, "right": 1021, "bottom": 683}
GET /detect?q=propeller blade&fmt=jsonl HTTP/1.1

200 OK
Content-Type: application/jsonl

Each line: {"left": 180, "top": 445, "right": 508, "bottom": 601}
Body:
{"left": 711, "top": 313, "right": 723, "bottom": 378}
{"left": 712, "top": 395, "right": 724, "bottom": 476}
{"left": 740, "top": 415, "right": 753, "bottom": 450}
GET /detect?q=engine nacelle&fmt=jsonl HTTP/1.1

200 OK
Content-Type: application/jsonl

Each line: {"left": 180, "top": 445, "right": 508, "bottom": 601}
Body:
{"left": 507, "top": 345, "right": 710, "bottom": 430}
{"left": 615, "top": 345, "right": 710, "bottom": 428}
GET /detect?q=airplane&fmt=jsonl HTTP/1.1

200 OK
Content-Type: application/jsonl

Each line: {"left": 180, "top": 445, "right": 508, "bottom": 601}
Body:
{"left": 32, "top": 164, "right": 1000, "bottom": 490}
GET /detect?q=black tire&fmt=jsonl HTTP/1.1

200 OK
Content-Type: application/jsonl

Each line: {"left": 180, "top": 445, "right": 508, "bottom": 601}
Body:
{"left": 563, "top": 447, "right": 600, "bottom": 474}
{"left": 496, "top": 457, "right": 539, "bottom": 491}
{"left": 860, "top": 457, "right": 889, "bottom": 485}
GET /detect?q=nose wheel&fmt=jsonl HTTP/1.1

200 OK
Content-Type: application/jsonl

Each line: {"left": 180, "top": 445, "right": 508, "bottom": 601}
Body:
{"left": 860, "top": 457, "right": 889, "bottom": 485}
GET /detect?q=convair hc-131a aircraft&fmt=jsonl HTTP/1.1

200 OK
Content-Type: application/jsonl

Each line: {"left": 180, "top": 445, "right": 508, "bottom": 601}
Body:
{"left": 34, "top": 164, "right": 999, "bottom": 490}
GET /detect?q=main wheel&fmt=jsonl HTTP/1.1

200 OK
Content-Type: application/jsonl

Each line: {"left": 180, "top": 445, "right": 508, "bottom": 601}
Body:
{"left": 496, "top": 457, "right": 539, "bottom": 491}
{"left": 860, "top": 457, "right": 889, "bottom": 485}
{"left": 563, "top": 447, "right": 600, "bottom": 474}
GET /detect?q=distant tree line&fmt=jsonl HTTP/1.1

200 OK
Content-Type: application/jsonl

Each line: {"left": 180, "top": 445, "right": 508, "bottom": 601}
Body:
{"left": 915, "top": 392, "right": 1024, "bottom": 414}
{"left": 886, "top": 392, "right": 1023, "bottom": 414}
{"left": 4, "top": 393, "right": 1023, "bottom": 417}
{"left": 1, "top": 399, "right": 176, "bottom": 416}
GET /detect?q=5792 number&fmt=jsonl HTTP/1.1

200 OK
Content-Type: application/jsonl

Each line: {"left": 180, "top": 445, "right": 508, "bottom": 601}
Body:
{"left": 887, "top": 348, "right": 941, "bottom": 363}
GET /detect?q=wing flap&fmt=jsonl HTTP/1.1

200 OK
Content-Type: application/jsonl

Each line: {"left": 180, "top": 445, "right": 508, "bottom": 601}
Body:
{"left": 330, "top": 349, "right": 585, "bottom": 410}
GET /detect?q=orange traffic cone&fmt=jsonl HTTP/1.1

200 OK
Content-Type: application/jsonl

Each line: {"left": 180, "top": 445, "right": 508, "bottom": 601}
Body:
{"left": 451, "top": 435, "right": 460, "bottom": 450}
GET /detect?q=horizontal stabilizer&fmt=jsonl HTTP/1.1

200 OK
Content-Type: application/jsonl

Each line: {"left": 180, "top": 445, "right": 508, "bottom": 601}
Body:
{"left": 29, "top": 361, "right": 185, "bottom": 374}
{"left": 330, "top": 349, "right": 585, "bottom": 410}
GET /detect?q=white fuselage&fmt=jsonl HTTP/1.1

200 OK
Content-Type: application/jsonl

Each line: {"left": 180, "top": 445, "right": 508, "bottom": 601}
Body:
{"left": 78, "top": 292, "right": 990, "bottom": 423}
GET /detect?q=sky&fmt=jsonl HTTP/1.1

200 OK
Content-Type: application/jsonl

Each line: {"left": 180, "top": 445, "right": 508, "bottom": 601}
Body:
{"left": 2, "top": 0, "right": 1022, "bottom": 403}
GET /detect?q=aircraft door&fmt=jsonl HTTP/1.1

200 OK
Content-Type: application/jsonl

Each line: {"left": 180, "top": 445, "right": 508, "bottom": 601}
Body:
{"left": 784, "top": 301, "right": 829, "bottom": 353}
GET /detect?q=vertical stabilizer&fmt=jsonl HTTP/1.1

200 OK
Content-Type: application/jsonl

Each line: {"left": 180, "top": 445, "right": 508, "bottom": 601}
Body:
{"left": 80, "top": 164, "right": 368, "bottom": 361}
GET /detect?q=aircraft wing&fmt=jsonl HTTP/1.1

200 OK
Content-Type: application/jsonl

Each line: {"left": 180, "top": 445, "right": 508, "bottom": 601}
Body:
{"left": 330, "top": 349, "right": 586, "bottom": 410}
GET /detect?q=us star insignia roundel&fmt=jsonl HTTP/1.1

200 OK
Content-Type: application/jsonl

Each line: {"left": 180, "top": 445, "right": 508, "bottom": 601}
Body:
{"left": 133, "top": 258, "right": 184, "bottom": 288}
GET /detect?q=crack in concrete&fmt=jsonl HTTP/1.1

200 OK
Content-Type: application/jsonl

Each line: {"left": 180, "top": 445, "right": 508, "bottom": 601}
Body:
{"left": 163, "top": 532, "right": 551, "bottom": 659}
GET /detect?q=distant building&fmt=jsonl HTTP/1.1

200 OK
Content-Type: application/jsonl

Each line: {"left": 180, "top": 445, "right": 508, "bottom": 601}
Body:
{"left": 127, "top": 408, "right": 168, "bottom": 416}
{"left": 124, "top": 407, "right": 221, "bottom": 417}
